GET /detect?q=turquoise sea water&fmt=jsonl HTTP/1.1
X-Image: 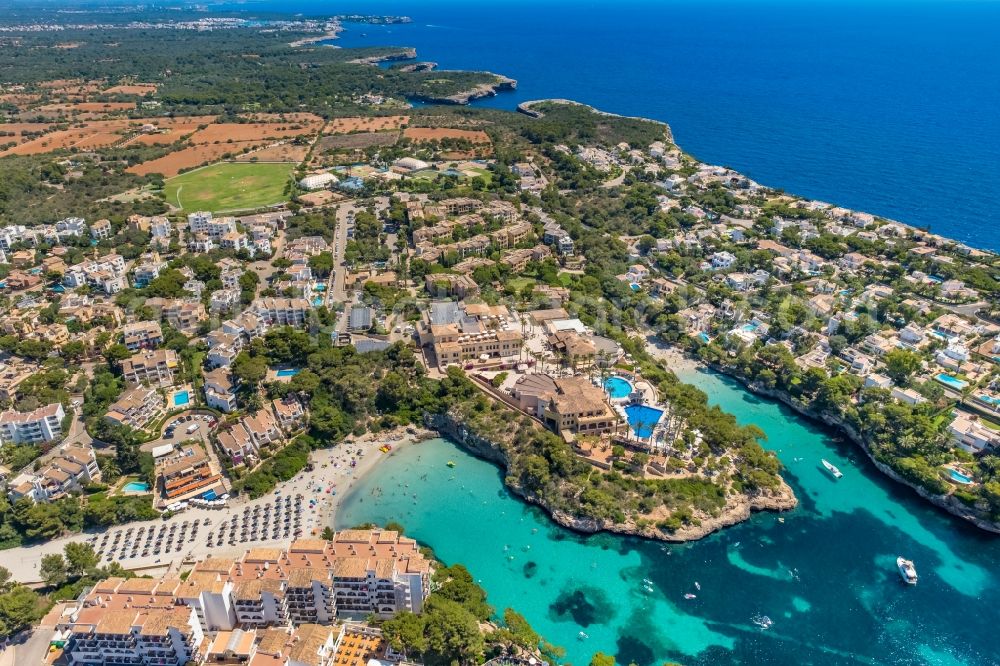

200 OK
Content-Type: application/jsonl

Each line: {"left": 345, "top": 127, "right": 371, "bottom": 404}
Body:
{"left": 338, "top": 366, "right": 1000, "bottom": 665}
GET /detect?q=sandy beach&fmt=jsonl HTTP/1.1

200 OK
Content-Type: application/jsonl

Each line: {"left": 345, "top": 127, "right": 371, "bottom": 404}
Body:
{"left": 642, "top": 332, "right": 702, "bottom": 374}
{"left": 3, "top": 426, "right": 434, "bottom": 584}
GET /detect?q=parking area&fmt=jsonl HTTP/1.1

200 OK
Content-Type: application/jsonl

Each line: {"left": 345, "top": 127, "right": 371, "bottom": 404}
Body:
{"left": 140, "top": 411, "right": 218, "bottom": 454}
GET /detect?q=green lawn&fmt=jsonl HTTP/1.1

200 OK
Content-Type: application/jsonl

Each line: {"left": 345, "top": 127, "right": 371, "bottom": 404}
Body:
{"left": 165, "top": 162, "right": 294, "bottom": 213}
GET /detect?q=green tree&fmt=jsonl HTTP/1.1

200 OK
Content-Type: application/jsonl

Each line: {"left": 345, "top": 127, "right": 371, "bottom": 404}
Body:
{"left": 232, "top": 351, "right": 268, "bottom": 386}
{"left": 884, "top": 348, "right": 923, "bottom": 386}
{"left": 64, "top": 542, "right": 99, "bottom": 576}
{"left": 39, "top": 553, "right": 67, "bottom": 587}
{"left": 422, "top": 598, "right": 484, "bottom": 666}
{"left": 0, "top": 585, "right": 42, "bottom": 635}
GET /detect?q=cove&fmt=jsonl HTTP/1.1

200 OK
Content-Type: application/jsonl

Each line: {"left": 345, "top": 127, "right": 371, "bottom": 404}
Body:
{"left": 337, "top": 366, "right": 1000, "bottom": 665}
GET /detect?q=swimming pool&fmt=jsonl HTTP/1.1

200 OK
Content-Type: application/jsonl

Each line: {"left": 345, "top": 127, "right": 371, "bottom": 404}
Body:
{"left": 314, "top": 284, "right": 326, "bottom": 291}
{"left": 948, "top": 468, "right": 974, "bottom": 485}
{"left": 123, "top": 481, "right": 150, "bottom": 493}
{"left": 740, "top": 322, "right": 759, "bottom": 333}
{"left": 698, "top": 332, "right": 711, "bottom": 344}
{"left": 173, "top": 390, "right": 190, "bottom": 407}
{"left": 935, "top": 373, "right": 969, "bottom": 390}
{"left": 604, "top": 376, "right": 634, "bottom": 400}
{"left": 624, "top": 404, "right": 664, "bottom": 438}
{"left": 630, "top": 283, "right": 641, "bottom": 292}
{"left": 313, "top": 297, "right": 323, "bottom": 306}
{"left": 977, "top": 394, "right": 1000, "bottom": 406}
{"left": 277, "top": 368, "right": 301, "bottom": 378}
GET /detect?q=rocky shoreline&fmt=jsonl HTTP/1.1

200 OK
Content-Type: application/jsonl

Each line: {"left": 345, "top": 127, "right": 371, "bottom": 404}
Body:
{"left": 414, "top": 74, "right": 517, "bottom": 105}
{"left": 517, "top": 98, "right": 674, "bottom": 143}
{"left": 426, "top": 412, "right": 797, "bottom": 543}
{"left": 347, "top": 47, "right": 418, "bottom": 65}
{"left": 685, "top": 353, "right": 1000, "bottom": 534}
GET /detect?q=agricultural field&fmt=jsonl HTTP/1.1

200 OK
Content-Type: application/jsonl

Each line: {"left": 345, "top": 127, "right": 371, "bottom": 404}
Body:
{"left": 317, "top": 132, "right": 398, "bottom": 152}
{"left": 188, "top": 122, "right": 318, "bottom": 144}
{"left": 103, "top": 84, "right": 158, "bottom": 95}
{"left": 326, "top": 115, "right": 409, "bottom": 134}
{"left": 403, "top": 127, "right": 491, "bottom": 144}
{"left": 233, "top": 143, "right": 310, "bottom": 163}
{"left": 128, "top": 142, "right": 261, "bottom": 177}
{"left": 163, "top": 161, "right": 294, "bottom": 213}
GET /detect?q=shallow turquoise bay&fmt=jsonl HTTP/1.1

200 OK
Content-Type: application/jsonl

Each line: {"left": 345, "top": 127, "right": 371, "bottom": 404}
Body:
{"left": 337, "top": 368, "right": 1000, "bottom": 665}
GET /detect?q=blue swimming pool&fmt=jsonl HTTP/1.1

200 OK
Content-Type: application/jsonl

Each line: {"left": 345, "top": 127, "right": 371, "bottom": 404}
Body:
{"left": 314, "top": 284, "right": 326, "bottom": 291}
{"left": 698, "top": 332, "right": 711, "bottom": 344}
{"left": 624, "top": 404, "right": 664, "bottom": 438}
{"left": 277, "top": 368, "right": 301, "bottom": 378}
{"left": 313, "top": 297, "right": 323, "bottom": 306}
{"left": 630, "top": 283, "right": 641, "bottom": 292}
{"left": 604, "top": 376, "right": 633, "bottom": 400}
{"left": 936, "top": 373, "right": 968, "bottom": 390}
{"left": 123, "top": 481, "right": 150, "bottom": 493}
{"left": 173, "top": 390, "right": 190, "bottom": 407}
{"left": 949, "top": 468, "right": 974, "bottom": 485}
{"left": 977, "top": 394, "right": 1000, "bottom": 406}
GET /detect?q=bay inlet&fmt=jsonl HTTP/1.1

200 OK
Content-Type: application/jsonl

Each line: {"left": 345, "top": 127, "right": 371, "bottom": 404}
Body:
{"left": 337, "top": 367, "right": 1000, "bottom": 666}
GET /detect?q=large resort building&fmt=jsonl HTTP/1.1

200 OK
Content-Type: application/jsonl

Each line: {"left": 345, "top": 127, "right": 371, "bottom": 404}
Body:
{"left": 57, "top": 530, "right": 431, "bottom": 666}
{"left": 511, "top": 374, "right": 620, "bottom": 438}
{"left": 418, "top": 302, "right": 523, "bottom": 369}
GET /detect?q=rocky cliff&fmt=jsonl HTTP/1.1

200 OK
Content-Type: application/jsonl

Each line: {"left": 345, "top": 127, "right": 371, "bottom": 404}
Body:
{"left": 427, "top": 411, "right": 796, "bottom": 543}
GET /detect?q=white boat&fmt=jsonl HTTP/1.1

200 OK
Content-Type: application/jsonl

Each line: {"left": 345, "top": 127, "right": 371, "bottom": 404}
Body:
{"left": 897, "top": 557, "right": 918, "bottom": 585}
{"left": 822, "top": 459, "right": 843, "bottom": 479}
{"left": 683, "top": 593, "right": 696, "bottom": 599}
{"left": 577, "top": 631, "right": 589, "bottom": 640}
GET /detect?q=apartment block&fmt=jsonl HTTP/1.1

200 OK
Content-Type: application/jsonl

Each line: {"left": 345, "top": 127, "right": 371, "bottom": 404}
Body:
{"left": 105, "top": 385, "right": 166, "bottom": 430}
{"left": 0, "top": 402, "right": 65, "bottom": 444}
{"left": 64, "top": 605, "right": 204, "bottom": 666}
{"left": 204, "top": 368, "right": 239, "bottom": 413}
{"left": 122, "top": 320, "right": 164, "bottom": 351}
{"left": 253, "top": 298, "right": 312, "bottom": 328}
{"left": 122, "top": 349, "right": 178, "bottom": 387}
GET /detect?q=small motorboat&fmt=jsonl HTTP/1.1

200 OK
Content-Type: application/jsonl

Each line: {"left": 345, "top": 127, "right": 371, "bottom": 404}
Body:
{"left": 897, "top": 556, "right": 918, "bottom": 585}
{"left": 752, "top": 614, "right": 773, "bottom": 629}
{"left": 577, "top": 631, "right": 589, "bottom": 640}
{"left": 446, "top": 461, "right": 456, "bottom": 468}
{"left": 684, "top": 593, "right": 696, "bottom": 599}
{"left": 822, "top": 459, "right": 843, "bottom": 479}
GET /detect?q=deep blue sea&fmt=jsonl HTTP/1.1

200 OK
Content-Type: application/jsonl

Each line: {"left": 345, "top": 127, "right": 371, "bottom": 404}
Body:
{"left": 219, "top": 0, "right": 1000, "bottom": 251}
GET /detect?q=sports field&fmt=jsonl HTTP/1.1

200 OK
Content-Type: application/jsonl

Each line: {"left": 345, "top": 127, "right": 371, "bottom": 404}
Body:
{"left": 164, "top": 162, "right": 294, "bottom": 213}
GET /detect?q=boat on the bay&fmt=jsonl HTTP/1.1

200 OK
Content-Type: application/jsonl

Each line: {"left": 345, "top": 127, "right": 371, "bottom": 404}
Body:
{"left": 577, "top": 631, "right": 589, "bottom": 640}
{"left": 822, "top": 459, "right": 843, "bottom": 479}
{"left": 897, "top": 557, "right": 918, "bottom": 585}
{"left": 684, "top": 593, "right": 696, "bottom": 599}
{"left": 446, "top": 461, "right": 456, "bottom": 468}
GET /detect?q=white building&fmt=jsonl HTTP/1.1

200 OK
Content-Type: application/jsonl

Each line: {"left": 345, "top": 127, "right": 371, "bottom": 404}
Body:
{"left": 0, "top": 403, "right": 65, "bottom": 444}
{"left": 299, "top": 173, "right": 338, "bottom": 190}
